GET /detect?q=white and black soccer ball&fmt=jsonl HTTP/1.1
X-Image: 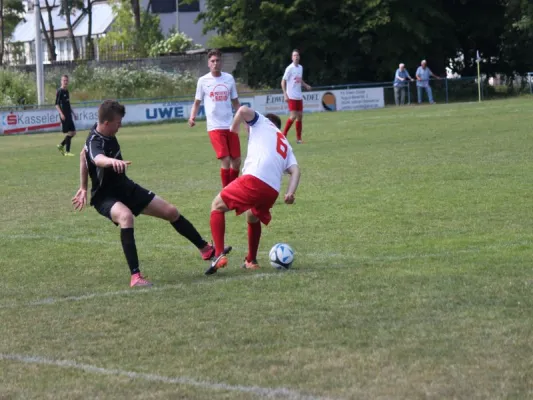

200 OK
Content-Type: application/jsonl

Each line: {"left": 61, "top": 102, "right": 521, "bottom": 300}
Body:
{"left": 269, "top": 243, "right": 294, "bottom": 270}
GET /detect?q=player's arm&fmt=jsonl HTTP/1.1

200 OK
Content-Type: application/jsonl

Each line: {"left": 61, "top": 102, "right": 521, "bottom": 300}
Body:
{"left": 281, "top": 79, "right": 288, "bottom": 101}
{"left": 189, "top": 79, "right": 203, "bottom": 127}
{"left": 189, "top": 99, "right": 202, "bottom": 127}
{"left": 231, "top": 98, "right": 241, "bottom": 113}
{"left": 230, "top": 77, "right": 240, "bottom": 112}
{"left": 88, "top": 137, "right": 131, "bottom": 173}
{"left": 284, "top": 164, "right": 301, "bottom": 204}
{"left": 72, "top": 148, "right": 88, "bottom": 211}
{"left": 301, "top": 79, "right": 312, "bottom": 91}
{"left": 230, "top": 105, "right": 257, "bottom": 133}
{"left": 55, "top": 90, "right": 64, "bottom": 120}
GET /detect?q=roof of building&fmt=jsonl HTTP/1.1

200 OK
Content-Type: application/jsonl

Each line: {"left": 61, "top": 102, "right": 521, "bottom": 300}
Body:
{"left": 11, "top": 1, "right": 113, "bottom": 42}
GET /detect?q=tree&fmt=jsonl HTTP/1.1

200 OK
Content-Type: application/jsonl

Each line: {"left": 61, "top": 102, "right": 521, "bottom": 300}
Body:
{"left": 60, "top": 0, "right": 83, "bottom": 60}
{"left": 41, "top": 0, "right": 57, "bottom": 62}
{"left": 130, "top": 0, "right": 140, "bottom": 30}
{"left": 0, "top": 0, "right": 25, "bottom": 65}
{"left": 98, "top": 0, "right": 162, "bottom": 59}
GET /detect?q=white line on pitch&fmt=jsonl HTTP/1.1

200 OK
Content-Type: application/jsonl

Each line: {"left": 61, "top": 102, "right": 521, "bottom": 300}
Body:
{"left": 0, "top": 353, "right": 337, "bottom": 400}
{"left": 0, "top": 272, "right": 297, "bottom": 310}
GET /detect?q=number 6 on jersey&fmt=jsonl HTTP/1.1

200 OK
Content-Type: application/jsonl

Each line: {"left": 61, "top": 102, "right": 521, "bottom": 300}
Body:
{"left": 276, "top": 132, "right": 288, "bottom": 159}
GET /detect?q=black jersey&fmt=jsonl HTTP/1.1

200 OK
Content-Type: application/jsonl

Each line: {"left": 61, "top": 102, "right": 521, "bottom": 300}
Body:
{"left": 55, "top": 87, "right": 72, "bottom": 116}
{"left": 84, "top": 125, "right": 133, "bottom": 204}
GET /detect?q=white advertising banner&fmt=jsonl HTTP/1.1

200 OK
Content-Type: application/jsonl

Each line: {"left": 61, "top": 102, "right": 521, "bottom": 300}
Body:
{"left": 0, "top": 89, "right": 384, "bottom": 135}
{"left": 253, "top": 87, "right": 384, "bottom": 115}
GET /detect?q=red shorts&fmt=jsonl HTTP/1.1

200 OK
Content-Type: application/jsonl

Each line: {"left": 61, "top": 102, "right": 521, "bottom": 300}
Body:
{"left": 288, "top": 99, "right": 303, "bottom": 112}
{"left": 209, "top": 129, "right": 241, "bottom": 159}
{"left": 220, "top": 175, "right": 279, "bottom": 225}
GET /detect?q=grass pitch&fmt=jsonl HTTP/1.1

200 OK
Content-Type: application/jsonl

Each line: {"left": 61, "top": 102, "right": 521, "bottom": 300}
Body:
{"left": 1, "top": 98, "right": 532, "bottom": 399}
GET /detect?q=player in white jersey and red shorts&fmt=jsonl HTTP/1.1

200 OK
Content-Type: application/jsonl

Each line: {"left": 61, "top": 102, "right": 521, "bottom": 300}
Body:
{"left": 205, "top": 105, "right": 301, "bottom": 275}
{"left": 189, "top": 49, "right": 242, "bottom": 188}
{"left": 281, "top": 49, "right": 312, "bottom": 143}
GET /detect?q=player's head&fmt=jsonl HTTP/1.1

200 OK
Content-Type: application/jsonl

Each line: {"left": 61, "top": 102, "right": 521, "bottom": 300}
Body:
{"left": 399, "top": 63, "right": 405, "bottom": 70}
{"left": 291, "top": 49, "right": 300, "bottom": 65}
{"left": 208, "top": 49, "right": 222, "bottom": 75}
{"left": 265, "top": 113, "right": 282, "bottom": 130}
{"left": 98, "top": 100, "right": 126, "bottom": 136}
{"left": 61, "top": 74, "right": 69, "bottom": 88}
{"left": 421, "top": 59, "right": 427, "bottom": 67}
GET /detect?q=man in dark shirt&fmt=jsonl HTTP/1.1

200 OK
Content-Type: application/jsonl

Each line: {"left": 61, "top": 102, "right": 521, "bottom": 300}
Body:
{"left": 56, "top": 75, "right": 77, "bottom": 156}
{"left": 72, "top": 100, "right": 230, "bottom": 287}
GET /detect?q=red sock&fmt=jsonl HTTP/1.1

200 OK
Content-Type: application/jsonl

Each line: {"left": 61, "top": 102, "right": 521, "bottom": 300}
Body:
{"left": 246, "top": 221, "right": 262, "bottom": 262}
{"left": 210, "top": 210, "right": 225, "bottom": 256}
{"left": 229, "top": 168, "right": 239, "bottom": 183}
{"left": 283, "top": 118, "right": 294, "bottom": 137}
{"left": 295, "top": 120, "right": 302, "bottom": 141}
{"left": 220, "top": 168, "right": 230, "bottom": 188}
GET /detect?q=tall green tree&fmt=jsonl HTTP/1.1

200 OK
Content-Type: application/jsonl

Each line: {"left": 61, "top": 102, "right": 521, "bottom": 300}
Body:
{"left": 60, "top": 0, "right": 84, "bottom": 60}
{"left": 41, "top": 0, "right": 57, "bottom": 62}
{"left": 98, "top": 0, "right": 162, "bottom": 59}
{"left": 0, "top": 0, "right": 25, "bottom": 65}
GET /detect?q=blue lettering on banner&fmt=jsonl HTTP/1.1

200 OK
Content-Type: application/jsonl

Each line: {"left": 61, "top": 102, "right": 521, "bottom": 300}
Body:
{"left": 145, "top": 106, "right": 185, "bottom": 120}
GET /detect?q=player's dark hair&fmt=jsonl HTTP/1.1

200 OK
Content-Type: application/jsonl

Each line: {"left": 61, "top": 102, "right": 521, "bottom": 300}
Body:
{"left": 98, "top": 100, "right": 126, "bottom": 123}
{"left": 61, "top": 74, "right": 69, "bottom": 79}
{"left": 265, "top": 113, "right": 281, "bottom": 129}
{"left": 292, "top": 49, "right": 300, "bottom": 55}
{"left": 208, "top": 49, "right": 222, "bottom": 59}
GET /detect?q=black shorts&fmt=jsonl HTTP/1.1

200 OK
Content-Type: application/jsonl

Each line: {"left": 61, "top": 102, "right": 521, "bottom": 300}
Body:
{"left": 61, "top": 117, "right": 76, "bottom": 134}
{"left": 92, "top": 182, "right": 156, "bottom": 225}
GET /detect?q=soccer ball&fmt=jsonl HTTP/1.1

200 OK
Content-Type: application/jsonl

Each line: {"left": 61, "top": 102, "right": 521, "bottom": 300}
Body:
{"left": 269, "top": 243, "right": 294, "bottom": 270}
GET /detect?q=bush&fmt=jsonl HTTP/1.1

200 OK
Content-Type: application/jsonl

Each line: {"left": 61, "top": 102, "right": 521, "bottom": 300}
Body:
{"left": 0, "top": 68, "right": 37, "bottom": 106}
{"left": 149, "top": 32, "right": 202, "bottom": 57}
{"left": 65, "top": 64, "right": 197, "bottom": 100}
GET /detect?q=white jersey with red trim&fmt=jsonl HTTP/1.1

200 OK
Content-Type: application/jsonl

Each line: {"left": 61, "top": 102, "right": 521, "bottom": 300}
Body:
{"left": 242, "top": 112, "right": 298, "bottom": 192}
{"left": 282, "top": 63, "right": 303, "bottom": 100}
{"left": 195, "top": 72, "right": 238, "bottom": 131}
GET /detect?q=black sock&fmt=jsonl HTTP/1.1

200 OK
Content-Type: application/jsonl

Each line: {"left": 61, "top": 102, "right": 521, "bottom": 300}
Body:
{"left": 171, "top": 215, "right": 207, "bottom": 249}
{"left": 65, "top": 135, "right": 72, "bottom": 152}
{"left": 120, "top": 228, "right": 140, "bottom": 275}
{"left": 60, "top": 137, "right": 67, "bottom": 146}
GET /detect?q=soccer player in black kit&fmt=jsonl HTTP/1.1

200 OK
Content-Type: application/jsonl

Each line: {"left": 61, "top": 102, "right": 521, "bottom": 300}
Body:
{"left": 56, "top": 75, "right": 77, "bottom": 156}
{"left": 72, "top": 100, "right": 228, "bottom": 287}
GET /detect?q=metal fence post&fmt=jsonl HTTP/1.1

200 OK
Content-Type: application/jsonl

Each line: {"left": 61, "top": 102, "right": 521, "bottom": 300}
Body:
{"left": 445, "top": 77, "right": 449, "bottom": 104}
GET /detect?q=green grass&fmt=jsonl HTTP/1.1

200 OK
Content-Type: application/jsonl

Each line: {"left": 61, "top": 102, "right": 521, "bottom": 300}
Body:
{"left": 1, "top": 98, "right": 533, "bottom": 399}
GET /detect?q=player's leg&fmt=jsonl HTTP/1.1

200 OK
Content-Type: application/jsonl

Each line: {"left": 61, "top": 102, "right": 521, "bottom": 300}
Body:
{"left": 205, "top": 193, "right": 232, "bottom": 275}
{"left": 417, "top": 86, "right": 423, "bottom": 104}
{"left": 209, "top": 130, "right": 231, "bottom": 187}
{"left": 57, "top": 120, "right": 70, "bottom": 154}
{"left": 107, "top": 201, "right": 152, "bottom": 287}
{"left": 295, "top": 104, "right": 303, "bottom": 143}
{"left": 228, "top": 131, "right": 241, "bottom": 184}
{"left": 140, "top": 195, "right": 215, "bottom": 260}
{"left": 242, "top": 211, "right": 261, "bottom": 270}
{"left": 64, "top": 129, "right": 76, "bottom": 156}
{"left": 283, "top": 102, "right": 297, "bottom": 137}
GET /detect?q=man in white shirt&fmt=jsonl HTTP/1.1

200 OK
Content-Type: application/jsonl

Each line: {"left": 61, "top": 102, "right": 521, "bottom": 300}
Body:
{"left": 205, "top": 105, "right": 301, "bottom": 275}
{"left": 189, "top": 49, "right": 242, "bottom": 187}
{"left": 281, "top": 49, "right": 311, "bottom": 143}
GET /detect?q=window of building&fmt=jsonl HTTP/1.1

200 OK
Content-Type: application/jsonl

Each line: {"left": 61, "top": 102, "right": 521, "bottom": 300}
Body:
{"left": 178, "top": 0, "right": 199, "bottom": 12}
{"left": 150, "top": 0, "right": 200, "bottom": 13}
{"left": 151, "top": 0, "right": 176, "bottom": 13}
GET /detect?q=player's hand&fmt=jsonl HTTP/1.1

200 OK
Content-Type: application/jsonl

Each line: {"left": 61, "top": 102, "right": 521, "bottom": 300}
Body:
{"left": 188, "top": 117, "right": 196, "bottom": 127}
{"left": 72, "top": 188, "right": 87, "bottom": 211}
{"left": 283, "top": 94, "right": 289, "bottom": 102}
{"left": 306, "top": 84, "right": 312, "bottom": 91}
{"left": 60, "top": 113, "right": 65, "bottom": 121}
{"left": 284, "top": 193, "right": 295, "bottom": 204}
{"left": 111, "top": 159, "right": 131, "bottom": 174}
